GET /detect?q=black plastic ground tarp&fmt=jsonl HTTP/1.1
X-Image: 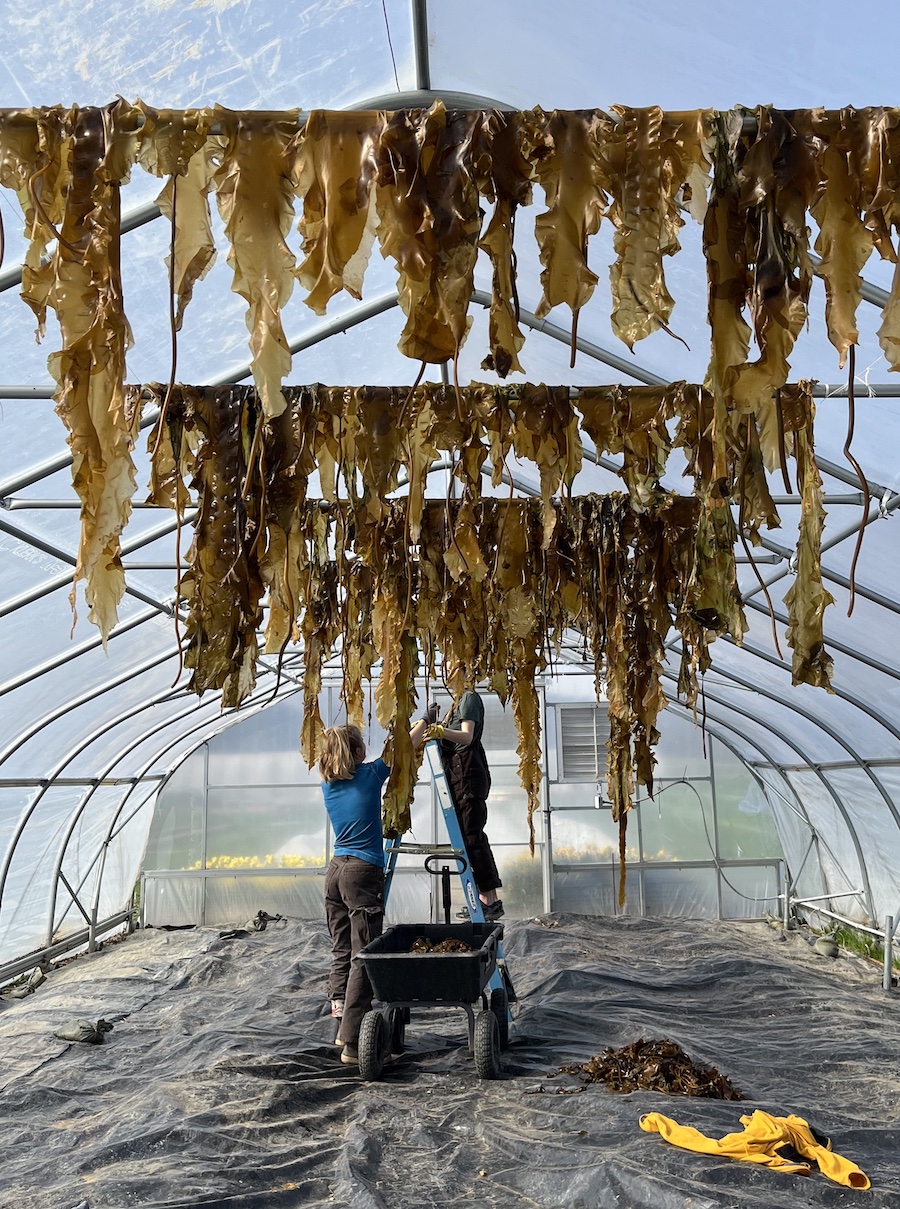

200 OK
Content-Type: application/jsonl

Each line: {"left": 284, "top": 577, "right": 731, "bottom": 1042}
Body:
{"left": 1, "top": 913, "right": 898, "bottom": 1208}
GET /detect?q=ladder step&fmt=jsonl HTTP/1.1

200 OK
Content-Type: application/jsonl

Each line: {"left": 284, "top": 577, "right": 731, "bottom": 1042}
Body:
{"left": 385, "top": 842, "right": 463, "bottom": 857}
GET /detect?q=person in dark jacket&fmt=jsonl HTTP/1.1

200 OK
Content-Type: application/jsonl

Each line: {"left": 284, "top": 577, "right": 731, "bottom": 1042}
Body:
{"left": 426, "top": 666, "right": 503, "bottom": 920}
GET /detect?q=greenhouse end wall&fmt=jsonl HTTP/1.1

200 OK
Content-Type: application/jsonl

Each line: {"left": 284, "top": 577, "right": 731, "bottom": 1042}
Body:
{"left": 141, "top": 679, "right": 784, "bottom": 928}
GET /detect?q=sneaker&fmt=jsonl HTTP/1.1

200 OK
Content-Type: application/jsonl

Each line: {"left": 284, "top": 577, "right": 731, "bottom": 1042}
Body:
{"left": 331, "top": 999, "right": 344, "bottom": 1018}
{"left": 456, "top": 900, "right": 505, "bottom": 921}
{"left": 340, "top": 1043, "right": 358, "bottom": 1065}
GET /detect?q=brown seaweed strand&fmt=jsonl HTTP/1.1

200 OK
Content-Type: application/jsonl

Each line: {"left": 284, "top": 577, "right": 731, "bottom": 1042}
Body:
{"left": 27, "top": 158, "right": 80, "bottom": 255}
{"left": 699, "top": 673, "right": 708, "bottom": 760}
{"left": 570, "top": 243, "right": 586, "bottom": 368}
{"left": 240, "top": 408, "right": 264, "bottom": 501}
{"left": 335, "top": 406, "right": 350, "bottom": 703}
{"left": 270, "top": 516, "right": 296, "bottom": 703}
{"left": 738, "top": 420, "right": 783, "bottom": 659}
{"left": 774, "top": 388, "right": 792, "bottom": 494}
{"left": 396, "top": 358, "right": 427, "bottom": 435}
{"left": 453, "top": 349, "right": 465, "bottom": 424}
{"left": 246, "top": 441, "right": 267, "bottom": 564}
{"left": 152, "top": 173, "right": 179, "bottom": 460}
{"left": 171, "top": 476, "right": 185, "bottom": 687}
{"left": 510, "top": 204, "right": 521, "bottom": 322}
{"left": 443, "top": 461, "right": 471, "bottom": 577}
{"left": 400, "top": 409, "right": 416, "bottom": 640}
{"left": 489, "top": 396, "right": 519, "bottom": 582}
{"left": 843, "top": 344, "right": 869, "bottom": 618}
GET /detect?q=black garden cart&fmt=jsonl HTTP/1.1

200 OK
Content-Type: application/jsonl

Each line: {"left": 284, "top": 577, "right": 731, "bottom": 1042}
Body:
{"left": 355, "top": 921, "right": 509, "bottom": 1080}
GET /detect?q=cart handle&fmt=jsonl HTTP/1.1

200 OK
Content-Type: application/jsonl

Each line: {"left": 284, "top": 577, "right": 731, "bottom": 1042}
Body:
{"left": 425, "top": 853, "right": 468, "bottom": 923}
{"left": 424, "top": 853, "right": 468, "bottom": 876}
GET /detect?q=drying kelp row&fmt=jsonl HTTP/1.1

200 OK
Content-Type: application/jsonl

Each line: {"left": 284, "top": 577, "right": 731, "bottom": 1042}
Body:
{"left": 145, "top": 384, "right": 748, "bottom": 894}
{"left": 141, "top": 378, "right": 828, "bottom": 693}
{"left": 0, "top": 101, "right": 890, "bottom": 638}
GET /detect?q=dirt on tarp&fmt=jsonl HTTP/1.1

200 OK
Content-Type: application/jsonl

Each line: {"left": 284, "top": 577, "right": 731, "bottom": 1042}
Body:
{"left": 557, "top": 1037, "right": 747, "bottom": 1099}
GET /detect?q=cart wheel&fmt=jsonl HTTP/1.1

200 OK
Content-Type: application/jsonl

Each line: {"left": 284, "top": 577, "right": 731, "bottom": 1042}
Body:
{"left": 387, "top": 1005, "right": 406, "bottom": 1055}
{"left": 474, "top": 1009, "right": 500, "bottom": 1079}
{"left": 358, "top": 1009, "right": 388, "bottom": 1081}
{"left": 489, "top": 986, "right": 509, "bottom": 1050}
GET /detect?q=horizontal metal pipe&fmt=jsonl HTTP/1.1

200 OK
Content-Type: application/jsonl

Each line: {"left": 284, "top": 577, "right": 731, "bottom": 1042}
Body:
{"left": 0, "top": 908, "right": 133, "bottom": 985}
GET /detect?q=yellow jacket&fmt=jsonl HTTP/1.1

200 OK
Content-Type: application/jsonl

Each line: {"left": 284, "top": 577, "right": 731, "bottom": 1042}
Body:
{"left": 639, "top": 1109, "right": 870, "bottom": 1190}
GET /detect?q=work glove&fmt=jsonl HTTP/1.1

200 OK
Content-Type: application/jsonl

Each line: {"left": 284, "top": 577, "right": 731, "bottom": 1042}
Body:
{"left": 421, "top": 702, "right": 440, "bottom": 724}
{"left": 424, "top": 723, "right": 445, "bottom": 741}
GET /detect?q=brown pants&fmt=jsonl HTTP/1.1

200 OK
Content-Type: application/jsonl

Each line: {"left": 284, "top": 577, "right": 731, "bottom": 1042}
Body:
{"left": 324, "top": 855, "right": 384, "bottom": 1045}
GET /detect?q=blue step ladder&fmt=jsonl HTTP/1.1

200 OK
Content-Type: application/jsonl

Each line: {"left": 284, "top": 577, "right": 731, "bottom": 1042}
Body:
{"left": 383, "top": 740, "right": 516, "bottom": 1009}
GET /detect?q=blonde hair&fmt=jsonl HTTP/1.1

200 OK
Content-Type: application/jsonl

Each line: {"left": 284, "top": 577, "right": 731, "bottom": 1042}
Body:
{"left": 319, "top": 725, "right": 366, "bottom": 782}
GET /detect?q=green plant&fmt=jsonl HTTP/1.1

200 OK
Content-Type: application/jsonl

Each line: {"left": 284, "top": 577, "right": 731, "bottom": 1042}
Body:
{"left": 829, "top": 922, "right": 900, "bottom": 969}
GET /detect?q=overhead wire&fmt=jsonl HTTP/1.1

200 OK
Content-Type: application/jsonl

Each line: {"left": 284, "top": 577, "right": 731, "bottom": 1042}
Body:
{"left": 381, "top": 0, "right": 401, "bottom": 92}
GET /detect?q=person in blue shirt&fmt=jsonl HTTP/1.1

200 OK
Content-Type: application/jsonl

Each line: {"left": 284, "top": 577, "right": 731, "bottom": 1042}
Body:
{"left": 319, "top": 721, "right": 427, "bottom": 1065}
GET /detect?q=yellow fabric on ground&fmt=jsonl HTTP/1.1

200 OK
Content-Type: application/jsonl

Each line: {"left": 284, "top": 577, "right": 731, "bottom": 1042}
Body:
{"left": 639, "top": 1109, "right": 870, "bottom": 1190}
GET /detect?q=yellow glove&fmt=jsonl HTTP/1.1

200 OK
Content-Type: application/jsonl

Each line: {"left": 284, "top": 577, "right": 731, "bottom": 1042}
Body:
{"left": 425, "top": 723, "right": 445, "bottom": 741}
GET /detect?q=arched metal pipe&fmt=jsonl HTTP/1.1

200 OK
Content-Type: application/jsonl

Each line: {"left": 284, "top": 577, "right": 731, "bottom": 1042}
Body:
{"left": 87, "top": 676, "right": 303, "bottom": 944}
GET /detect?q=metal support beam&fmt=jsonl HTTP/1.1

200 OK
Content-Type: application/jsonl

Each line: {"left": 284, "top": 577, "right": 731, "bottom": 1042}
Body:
{"left": 0, "top": 510, "right": 195, "bottom": 619}
{"left": 657, "top": 668, "right": 864, "bottom": 912}
{"left": 670, "top": 660, "right": 879, "bottom": 918}
{"left": 0, "top": 291, "right": 401, "bottom": 497}
{"left": 411, "top": 0, "right": 430, "bottom": 90}
{"left": 0, "top": 606, "right": 161, "bottom": 698}
{"left": 87, "top": 671, "right": 304, "bottom": 945}
{"left": 722, "top": 633, "right": 900, "bottom": 756}
{"left": 0, "top": 650, "right": 178, "bottom": 769}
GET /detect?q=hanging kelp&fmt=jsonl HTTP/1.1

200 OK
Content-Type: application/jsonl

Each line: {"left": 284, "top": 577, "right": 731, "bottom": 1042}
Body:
{"left": 292, "top": 109, "right": 383, "bottom": 315}
{"left": 375, "top": 100, "right": 484, "bottom": 365}
{"left": 144, "top": 384, "right": 266, "bottom": 706}
{"left": 137, "top": 106, "right": 219, "bottom": 331}
{"left": 781, "top": 390, "right": 835, "bottom": 689}
{"left": 0, "top": 102, "right": 896, "bottom": 648}
{"left": 213, "top": 108, "right": 299, "bottom": 423}
{"left": 17, "top": 102, "right": 143, "bottom": 643}
{"left": 728, "top": 109, "right": 821, "bottom": 464}
{"left": 531, "top": 108, "right": 613, "bottom": 347}
{"left": 139, "top": 378, "right": 826, "bottom": 698}
{"left": 491, "top": 384, "right": 583, "bottom": 543}
{"left": 608, "top": 106, "right": 714, "bottom": 350}
{"left": 474, "top": 110, "right": 543, "bottom": 377}
{"left": 139, "top": 383, "right": 749, "bottom": 848}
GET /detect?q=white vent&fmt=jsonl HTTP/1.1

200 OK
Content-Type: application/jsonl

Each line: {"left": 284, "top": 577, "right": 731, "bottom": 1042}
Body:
{"left": 559, "top": 704, "right": 611, "bottom": 781}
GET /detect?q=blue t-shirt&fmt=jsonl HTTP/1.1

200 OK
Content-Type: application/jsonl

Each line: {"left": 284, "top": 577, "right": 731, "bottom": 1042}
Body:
{"left": 321, "top": 758, "right": 390, "bottom": 868}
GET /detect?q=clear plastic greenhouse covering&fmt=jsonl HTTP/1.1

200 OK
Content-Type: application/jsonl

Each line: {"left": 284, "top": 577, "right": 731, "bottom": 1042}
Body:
{"left": 3, "top": 0, "right": 900, "bottom": 994}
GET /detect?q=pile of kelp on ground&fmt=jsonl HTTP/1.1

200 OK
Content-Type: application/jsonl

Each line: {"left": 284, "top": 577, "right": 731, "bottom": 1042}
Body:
{"left": 558, "top": 1037, "right": 747, "bottom": 1099}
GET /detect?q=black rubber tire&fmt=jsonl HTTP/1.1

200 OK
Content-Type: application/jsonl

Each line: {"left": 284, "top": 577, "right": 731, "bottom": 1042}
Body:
{"left": 358, "top": 1009, "right": 387, "bottom": 1081}
{"left": 489, "top": 986, "right": 509, "bottom": 1050}
{"left": 387, "top": 1005, "right": 406, "bottom": 1055}
{"left": 474, "top": 1009, "right": 500, "bottom": 1079}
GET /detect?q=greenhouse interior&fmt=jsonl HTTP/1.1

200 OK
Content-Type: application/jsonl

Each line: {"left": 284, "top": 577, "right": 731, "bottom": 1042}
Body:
{"left": 2, "top": 1, "right": 900, "bottom": 1206}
